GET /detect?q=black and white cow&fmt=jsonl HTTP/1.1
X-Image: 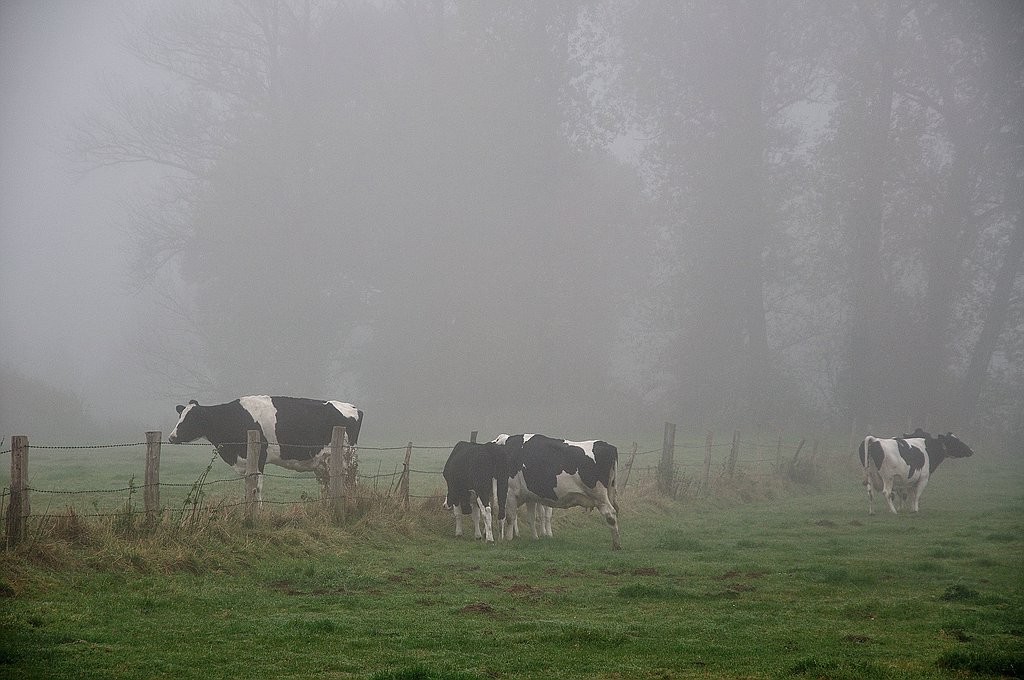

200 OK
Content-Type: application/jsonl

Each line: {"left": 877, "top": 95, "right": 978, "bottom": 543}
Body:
{"left": 168, "top": 396, "right": 363, "bottom": 502}
{"left": 494, "top": 434, "right": 620, "bottom": 550}
{"left": 442, "top": 441, "right": 509, "bottom": 543}
{"left": 858, "top": 431, "right": 974, "bottom": 515}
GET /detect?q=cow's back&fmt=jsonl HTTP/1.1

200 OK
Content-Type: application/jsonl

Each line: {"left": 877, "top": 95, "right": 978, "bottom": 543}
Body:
{"left": 269, "top": 396, "right": 362, "bottom": 446}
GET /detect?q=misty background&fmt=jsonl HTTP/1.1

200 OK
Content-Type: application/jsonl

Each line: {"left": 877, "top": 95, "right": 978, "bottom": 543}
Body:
{"left": 1, "top": 0, "right": 1021, "bottom": 449}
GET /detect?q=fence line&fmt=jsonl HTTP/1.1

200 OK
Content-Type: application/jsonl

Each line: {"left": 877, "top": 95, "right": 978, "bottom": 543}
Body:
{"left": 3, "top": 424, "right": 833, "bottom": 544}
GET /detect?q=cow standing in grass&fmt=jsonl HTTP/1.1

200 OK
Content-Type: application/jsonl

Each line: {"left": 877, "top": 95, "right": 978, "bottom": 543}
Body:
{"left": 442, "top": 441, "right": 509, "bottom": 543}
{"left": 494, "top": 434, "right": 620, "bottom": 550}
{"left": 859, "top": 431, "right": 974, "bottom": 515}
{"left": 168, "top": 396, "right": 363, "bottom": 503}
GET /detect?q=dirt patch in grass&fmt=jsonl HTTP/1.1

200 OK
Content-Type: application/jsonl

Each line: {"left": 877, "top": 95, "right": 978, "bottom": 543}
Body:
{"left": 459, "top": 602, "right": 497, "bottom": 615}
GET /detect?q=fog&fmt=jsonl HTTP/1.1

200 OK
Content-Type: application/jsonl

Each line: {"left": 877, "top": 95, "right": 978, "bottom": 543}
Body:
{"left": 1, "top": 1, "right": 1022, "bottom": 448}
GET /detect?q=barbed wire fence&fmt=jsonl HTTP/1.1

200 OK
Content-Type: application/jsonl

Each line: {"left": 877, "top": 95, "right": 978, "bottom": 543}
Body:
{"left": 1, "top": 423, "right": 834, "bottom": 546}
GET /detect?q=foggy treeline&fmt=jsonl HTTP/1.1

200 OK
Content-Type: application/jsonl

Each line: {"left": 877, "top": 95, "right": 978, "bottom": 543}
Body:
{"left": 61, "top": 0, "right": 1022, "bottom": 444}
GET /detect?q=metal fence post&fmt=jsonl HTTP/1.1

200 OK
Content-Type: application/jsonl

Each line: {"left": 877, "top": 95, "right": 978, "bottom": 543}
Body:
{"left": 244, "top": 430, "right": 261, "bottom": 522}
{"left": 144, "top": 431, "right": 161, "bottom": 523}
{"left": 659, "top": 422, "right": 676, "bottom": 495}
{"left": 401, "top": 442, "right": 413, "bottom": 510}
{"left": 702, "top": 431, "right": 713, "bottom": 494}
{"left": 330, "top": 426, "right": 347, "bottom": 523}
{"left": 727, "top": 430, "right": 740, "bottom": 478}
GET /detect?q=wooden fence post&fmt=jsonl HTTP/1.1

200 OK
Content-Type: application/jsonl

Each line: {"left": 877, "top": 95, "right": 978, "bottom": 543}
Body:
{"left": 5, "top": 436, "right": 29, "bottom": 547}
{"left": 727, "top": 430, "right": 740, "bottom": 478}
{"left": 329, "top": 426, "right": 347, "bottom": 523}
{"left": 659, "top": 422, "right": 676, "bottom": 495}
{"left": 401, "top": 442, "right": 413, "bottom": 510}
{"left": 470, "top": 431, "right": 478, "bottom": 443}
{"left": 702, "top": 431, "right": 713, "bottom": 494}
{"left": 144, "top": 431, "right": 161, "bottom": 523}
{"left": 244, "top": 430, "right": 261, "bottom": 522}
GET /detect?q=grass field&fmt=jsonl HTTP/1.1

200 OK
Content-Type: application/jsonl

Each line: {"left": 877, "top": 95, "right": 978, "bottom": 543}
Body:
{"left": 1, "top": 441, "right": 1022, "bottom": 679}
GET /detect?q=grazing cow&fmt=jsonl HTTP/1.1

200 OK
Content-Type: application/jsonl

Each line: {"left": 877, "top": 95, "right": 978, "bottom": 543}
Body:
{"left": 168, "top": 396, "right": 363, "bottom": 502}
{"left": 858, "top": 431, "right": 974, "bottom": 515}
{"left": 494, "top": 434, "right": 620, "bottom": 550}
{"left": 442, "top": 441, "right": 509, "bottom": 543}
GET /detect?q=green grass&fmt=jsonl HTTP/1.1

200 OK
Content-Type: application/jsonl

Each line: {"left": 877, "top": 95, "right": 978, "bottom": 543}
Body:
{"left": 1, "top": 446, "right": 1022, "bottom": 679}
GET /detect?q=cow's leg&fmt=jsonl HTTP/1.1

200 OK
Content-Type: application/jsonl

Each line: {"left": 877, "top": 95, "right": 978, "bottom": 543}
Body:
{"left": 453, "top": 506, "right": 464, "bottom": 537}
{"left": 599, "top": 501, "right": 621, "bottom": 550}
{"left": 541, "top": 505, "right": 553, "bottom": 537}
{"left": 863, "top": 470, "right": 875, "bottom": 515}
{"left": 908, "top": 479, "right": 926, "bottom": 512}
{"left": 503, "top": 502, "right": 519, "bottom": 541}
{"left": 471, "top": 502, "right": 483, "bottom": 540}
{"left": 528, "top": 502, "right": 541, "bottom": 540}
{"left": 256, "top": 471, "right": 265, "bottom": 507}
{"left": 475, "top": 496, "right": 494, "bottom": 543}
{"left": 882, "top": 479, "right": 899, "bottom": 514}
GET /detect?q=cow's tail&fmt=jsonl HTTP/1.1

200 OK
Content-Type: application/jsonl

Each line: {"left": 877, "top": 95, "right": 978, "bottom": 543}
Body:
{"left": 609, "top": 457, "right": 619, "bottom": 513}
{"left": 858, "top": 437, "right": 869, "bottom": 470}
{"left": 859, "top": 436, "right": 885, "bottom": 513}
{"left": 859, "top": 436, "right": 876, "bottom": 487}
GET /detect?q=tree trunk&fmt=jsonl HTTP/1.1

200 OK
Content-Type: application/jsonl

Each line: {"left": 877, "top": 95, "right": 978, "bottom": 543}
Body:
{"left": 959, "top": 212, "right": 1024, "bottom": 424}
{"left": 847, "top": 1, "right": 900, "bottom": 429}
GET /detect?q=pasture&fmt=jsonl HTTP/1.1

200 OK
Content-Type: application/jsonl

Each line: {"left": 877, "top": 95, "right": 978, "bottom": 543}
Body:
{"left": 1, "top": 438, "right": 1022, "bottom": 679}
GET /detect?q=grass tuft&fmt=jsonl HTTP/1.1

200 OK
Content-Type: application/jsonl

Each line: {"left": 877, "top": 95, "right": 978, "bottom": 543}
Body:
{"left": 940, "top": 583, "right": 981, "bottom": 602}
{"left": 617, "top": 583, "right": 693, "bottom": 600}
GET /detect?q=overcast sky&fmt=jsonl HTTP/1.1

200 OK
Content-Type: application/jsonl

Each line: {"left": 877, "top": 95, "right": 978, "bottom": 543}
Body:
{"left": 1, "top": 1, "right": 1019, "bottom": 445}
{"left": 0, "top": 1, "right": 161, "bottom": 422}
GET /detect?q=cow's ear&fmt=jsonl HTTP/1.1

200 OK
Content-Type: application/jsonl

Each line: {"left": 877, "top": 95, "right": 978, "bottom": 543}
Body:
{"left": 176, "top": 404, "right": 185, "bottom": 414}
{"left": 189, "top": 399, "right": 199, "bottom": 406}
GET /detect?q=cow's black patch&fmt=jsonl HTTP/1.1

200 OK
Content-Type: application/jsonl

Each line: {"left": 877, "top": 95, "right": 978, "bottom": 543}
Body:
{"left": 859, "top": 439, "right": 885, "bottom": 470}
{"left": 506, "top": 435, "right": 618, "bottom": 502}
{"left": 173, "top": 400, "right": 262, "bottom": 468}
{"left": 443, "top": 441, "right": 508, "bottom": 520}
{"left": 271, "top": 396, "right": 362, "bottom": 461}
{"left": 895, "top": 439, "right": 925, "bottom": 478}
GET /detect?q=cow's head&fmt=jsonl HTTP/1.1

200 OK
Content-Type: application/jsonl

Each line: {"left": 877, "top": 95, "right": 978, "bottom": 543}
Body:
{"left": 168, "top": 400, "right": 202, "bottom": 444}
{"left": 938, "top": 433, "right": 974, "bottom": 459}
